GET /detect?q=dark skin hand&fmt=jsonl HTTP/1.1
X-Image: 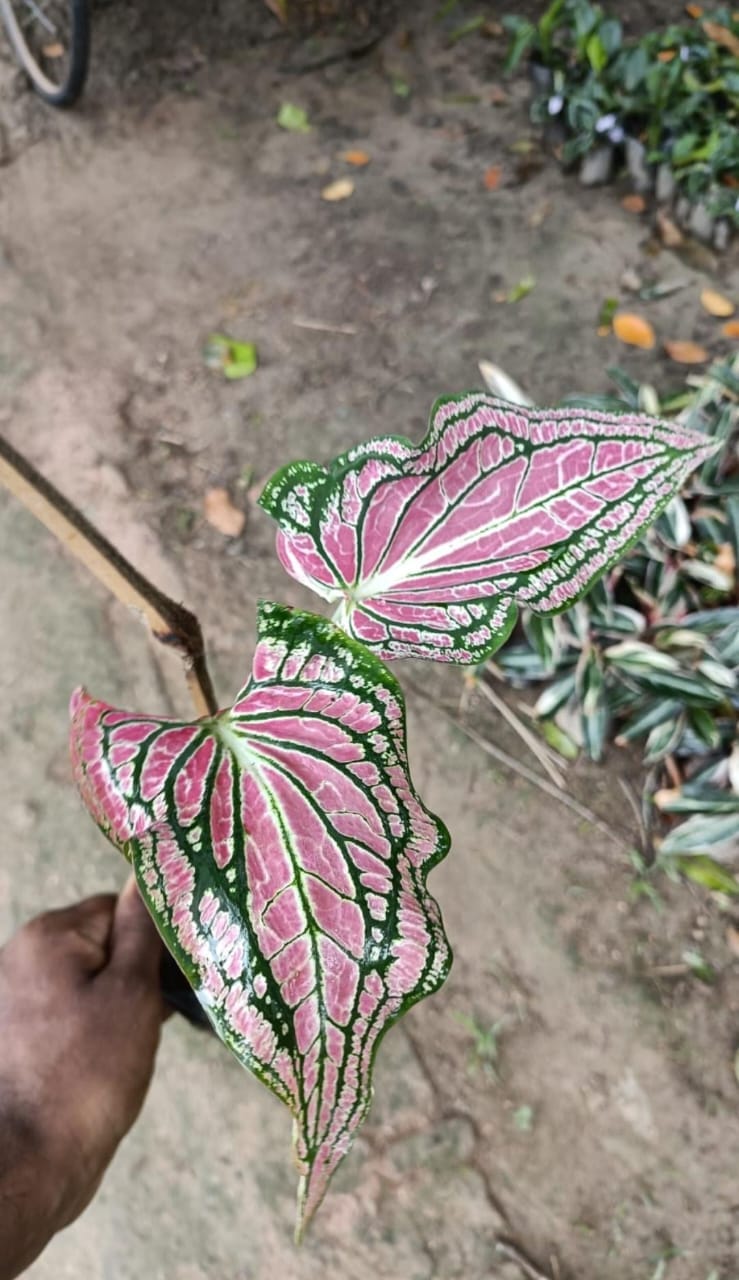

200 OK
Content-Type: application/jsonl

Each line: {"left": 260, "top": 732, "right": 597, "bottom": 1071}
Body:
{"left": 0, "top": 882, "right": 167, "bottom": 1280}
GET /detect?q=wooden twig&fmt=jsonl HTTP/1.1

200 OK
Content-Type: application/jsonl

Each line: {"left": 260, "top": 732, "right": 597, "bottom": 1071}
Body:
{"left": 406, "top": 679, "right": 632, "bottom": 855}
{"left": 494, "top": 1239, "right": 553, "bottom": 1280}
{"left": 0, "top": 434, "right": 218, "bottom": 718}
{"left": 646, "top": 963, "right": 691, "bottom": 979}
{"left": 476, "top": 674, "right": 566, "bottom": 789}
{"left": 292, "top": 317, "right": 357, "bottom": 335}
{"left": 617, "top": 777, "right": 647, "bottom": 856}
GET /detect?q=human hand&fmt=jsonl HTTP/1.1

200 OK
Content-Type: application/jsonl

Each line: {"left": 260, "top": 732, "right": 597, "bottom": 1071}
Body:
{"left": 0, "top": 881, "right": 167, "bottom": 1280}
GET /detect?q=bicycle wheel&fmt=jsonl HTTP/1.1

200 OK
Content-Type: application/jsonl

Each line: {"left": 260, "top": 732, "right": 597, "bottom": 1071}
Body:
{"left": 0, "top": 0, "right": 90, "bottom": 106}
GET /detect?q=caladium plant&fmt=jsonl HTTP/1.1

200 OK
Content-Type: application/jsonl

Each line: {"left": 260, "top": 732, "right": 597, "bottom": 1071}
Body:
{"left": 70, "top": 601, "right": 450, "bottom": 1236}
{"left": 260, "top": 394, "right": 716, "bottom": 663}
{"left": 62, "top": 389, "right": 714, "bottom": 1237}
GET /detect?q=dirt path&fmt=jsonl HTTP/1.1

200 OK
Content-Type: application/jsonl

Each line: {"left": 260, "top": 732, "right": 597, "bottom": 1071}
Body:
{"left": 1, "top": 4, "right": 738, "bottom": 1277}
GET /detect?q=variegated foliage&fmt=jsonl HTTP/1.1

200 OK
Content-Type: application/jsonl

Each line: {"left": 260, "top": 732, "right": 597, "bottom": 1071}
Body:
{"left": 70, "top": 603, "right": 450, "bottom": 1236}
{"left": 71, "top": 385, "right": 716, "bottom": 1233}
{"left": 260, "top": 394, "right": 715, "bottom": 664}
{"left": 495, "top": 359, "right": 739, "bottom": 888}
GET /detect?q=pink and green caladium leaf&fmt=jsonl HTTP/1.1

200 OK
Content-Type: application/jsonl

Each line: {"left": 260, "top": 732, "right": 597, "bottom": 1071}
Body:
{"left": 259, "top": 394, "right": 716, "bottom": 663}
{"left": 69, "top": 602, "right": 450, "bottom": 1236}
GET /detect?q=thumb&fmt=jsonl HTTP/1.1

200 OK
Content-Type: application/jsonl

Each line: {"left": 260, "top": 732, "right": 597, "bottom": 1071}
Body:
{"left": 108, "top": 877, "right": 164, "bottom": 983}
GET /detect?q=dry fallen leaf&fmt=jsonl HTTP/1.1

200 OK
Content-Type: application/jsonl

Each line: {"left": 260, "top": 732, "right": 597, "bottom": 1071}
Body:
{"left": 656, "top": 209, "right": 683, "bottom": 247}
{"left": 685, "top": 2, "right": 703, "bottom": 14}
{"left": 42, "top": 42, "right": 64, "bottom": 57}
{"left": 657, "top": 48, "right": 676, "bottom": 61}
{"left": 621, "top": 193, "right": 646, "bottom": 214}
{"left": 596, "top": 325, "right": 611, "bottom": 337}
{"left": 676, "top": 239, "right": 718, "bottom": 272}
{"left": 321, "top": 178, "right": 355, "bottom": 202}
{"left": 703, "top": 19, "right": 739, "bottom": 55}
{"left": 620, "top": 267, "right": 642, "bottom": 293}
{"left": 489, "top": 85, "right": 508, "bottom": 105}
{"left": 204, "top": 488, "right": 246, "bottom": 537}
{"left": 663, "top": 339, "right": 710, "bottom": 364}
{"left": 714, "top": 542, "right": 736, "bottom": 578}
{"left": 700, "top": 287, "right": 735, "bottom": 318}
{"left": 477, "top": 360, "right": 533, "bottom": 406}
{"left": 653, "top": 787, "right": 681, "bottom": 811}
{"left": 484, "top": 165, "right": 502, "bottom": 191}
{"left": 264, "top": 0, "right": 288, "bottom": 21}
{"left": 528, "top": 200, "right": 552, "bottom": 228}
{"left": 613, "top": 313, "right": 656, "bottom": 349}
{"left": 722, "top": 319, "right": 739, "bottom": 338}
{"left": 341, "top": 149, "right": 370, "bottom": 167}
{"left": 509, "top": 137, "right": 537, "bottom": 155}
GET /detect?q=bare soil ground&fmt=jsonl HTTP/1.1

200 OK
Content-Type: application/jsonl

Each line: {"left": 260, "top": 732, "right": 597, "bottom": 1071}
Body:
{"left": 1, "top": 3, "right": 739, "bottom": 1278}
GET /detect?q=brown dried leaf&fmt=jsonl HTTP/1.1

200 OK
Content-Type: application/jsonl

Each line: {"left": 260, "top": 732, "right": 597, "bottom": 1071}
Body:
{"left": 664, "top": 756, "right": 682, "bottom": 788}
{"left": 656, "top": 209, "right": 683, "bottom": 248}
{"left": 341, "top": 150, "right": 370, "bottom": 167}
{"left": 484, "top": 165, "right": 502, "bottom": 191}
{"left": 657, "top": 48, "right": 677, "bottom": 61}
{"left": 203, "top": 487, "right": 246, "bottom": 537}
{"left": 613, "top": 313, "right": 656, "bottom": 349}
{"left": 42, "top": 42, "right": 64, "bottom": 57}
{"left": 703, "top": 19, "right": 739, "bottom": 55}
{"left": 663, "top": 339, "right": 710, "bottom": 364}
{"left": 489, "top": 85, "right": 508, "bottom": 105}
{"left": 321, "top": 178, "right": 354, "bottom": 202}
{"left": 714, "top": 542, "right": 736, "bottom": 578}
{"left": 722, "top": 320, "right": 739, "bottom": 338}
{"left": 621, "top": 193, "right": 646, "bottom": 214}
{"left": 528, "top": 200, "right": 552, "bottom": 228}
{"left": 620, "top": 267, "right": 642, "bottom": 293}
{"left": 263, "top": 0, "right": 288, "bottom": 21}
{"left": 685, "top": 3, "right": 703, "bottom": 15}
{"left": 700, "top": 287, "right": 735, "bottom": 318}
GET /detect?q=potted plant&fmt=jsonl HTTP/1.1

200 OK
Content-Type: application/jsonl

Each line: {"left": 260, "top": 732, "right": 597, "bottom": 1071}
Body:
{"left": 0, "top": 387, "right": 712, "bottom": 1236}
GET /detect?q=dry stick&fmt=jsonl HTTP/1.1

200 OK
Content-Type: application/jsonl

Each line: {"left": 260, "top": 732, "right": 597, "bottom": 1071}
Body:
{"left": 476, "top": 674, "right": 566, "bottom": 789}
{"left": 617, "top": 776, "right": 647, "bottom": 855}
{"left": 292, "top": 317, "right": 358, "bottom": 335}
{"left": 494, "top": 1240, "right": 552, "bottom": 1280}
{"left": 407, "top": 679, "right": 632, "bottom": 855}
{"left": 647, "top": 963, "right": 691, "bottom": 978}
{"left": 0, "top": 434, "right": 218, "bottom": 718}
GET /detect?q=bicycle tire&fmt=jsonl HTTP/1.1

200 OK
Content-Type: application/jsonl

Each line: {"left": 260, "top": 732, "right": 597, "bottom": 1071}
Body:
{"left": 0, "top": 0, "right": 90, "bottom": 107}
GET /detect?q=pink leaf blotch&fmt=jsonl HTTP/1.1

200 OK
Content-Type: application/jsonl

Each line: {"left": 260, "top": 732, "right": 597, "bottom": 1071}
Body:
{"left": 259, "top": 394, "right": 716, "bottom": 663}
{"left": 69, "top": 602, "right": 451, "bottom": 1236}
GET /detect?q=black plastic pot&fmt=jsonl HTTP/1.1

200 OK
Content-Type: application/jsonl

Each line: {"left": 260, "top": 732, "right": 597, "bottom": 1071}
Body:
{"left": 160, "top": 950, "right": 213, "bottom": 1031}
